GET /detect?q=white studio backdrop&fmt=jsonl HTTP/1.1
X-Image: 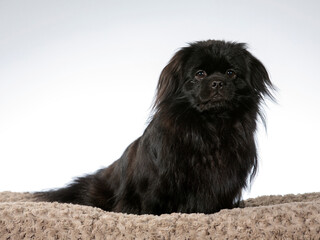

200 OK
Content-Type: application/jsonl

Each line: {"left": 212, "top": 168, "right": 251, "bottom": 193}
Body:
{"left": 0, "top": 0, "right": 319, "bottom": 199}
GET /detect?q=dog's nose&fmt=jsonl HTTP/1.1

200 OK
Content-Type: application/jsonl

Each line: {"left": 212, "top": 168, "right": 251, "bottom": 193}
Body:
{"left": 212, "top": 81, "right": 224, "bottom": 89}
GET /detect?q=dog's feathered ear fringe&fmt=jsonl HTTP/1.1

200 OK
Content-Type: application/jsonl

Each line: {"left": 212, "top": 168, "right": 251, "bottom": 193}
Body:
{"left": 246, "top": 52, "right": 276, "bottom": 102}
{"left": 246, "top": 51, "right": 277, "bottom": 129}
{"left": 152, "top": 47, "right": 191, "bottom": 111}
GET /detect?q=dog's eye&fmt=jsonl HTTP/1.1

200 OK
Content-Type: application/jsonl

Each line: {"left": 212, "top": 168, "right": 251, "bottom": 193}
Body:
{"left": 195, "top": 70, "right": 207, "bottom": 79}
{"left": 226, "top": 70, "right": 237, "bottom": 78}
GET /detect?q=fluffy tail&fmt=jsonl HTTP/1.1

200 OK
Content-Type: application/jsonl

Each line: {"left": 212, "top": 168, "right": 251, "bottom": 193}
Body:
{"left": 35, "top": 176, "right": 93, "bottom": 205}
{"left": 35, "top": 173, "right": 115, "bottom": 211}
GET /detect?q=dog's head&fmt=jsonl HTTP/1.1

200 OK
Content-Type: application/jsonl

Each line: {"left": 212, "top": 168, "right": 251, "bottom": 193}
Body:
{"left": 154, "top": 40, "right": 274, "bottom": 115}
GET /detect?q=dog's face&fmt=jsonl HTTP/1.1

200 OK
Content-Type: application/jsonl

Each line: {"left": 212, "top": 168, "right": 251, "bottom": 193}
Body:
{"left": 182, "top": 46, "right": 246, "bottom": 112}
{"left": 154, "top": 40, "right": 273, "bottom": 115}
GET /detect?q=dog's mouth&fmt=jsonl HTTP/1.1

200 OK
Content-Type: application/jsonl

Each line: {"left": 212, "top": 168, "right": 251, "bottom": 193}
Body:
{"left": 196, "top": 96, "right": 229, "bottom": 112}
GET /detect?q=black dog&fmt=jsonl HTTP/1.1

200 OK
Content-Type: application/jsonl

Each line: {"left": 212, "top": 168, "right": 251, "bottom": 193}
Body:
{"left": 36, "top": 40, "right": 274, "bottom": 215}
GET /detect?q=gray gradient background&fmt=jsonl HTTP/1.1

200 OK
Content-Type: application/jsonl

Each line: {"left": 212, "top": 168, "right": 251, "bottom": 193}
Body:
{"left": 1, "top": 0, "right": 319, "bottom": 199}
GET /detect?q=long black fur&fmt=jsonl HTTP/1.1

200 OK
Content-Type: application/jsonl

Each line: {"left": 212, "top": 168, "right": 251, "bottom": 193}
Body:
{"left": 36, "top": 40, "right": 274, "bottom": 215}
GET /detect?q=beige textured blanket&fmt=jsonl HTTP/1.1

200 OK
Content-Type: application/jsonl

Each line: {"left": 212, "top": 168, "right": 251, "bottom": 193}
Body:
{"left": 0, "top": 191, "right": 319, "bottom": 239}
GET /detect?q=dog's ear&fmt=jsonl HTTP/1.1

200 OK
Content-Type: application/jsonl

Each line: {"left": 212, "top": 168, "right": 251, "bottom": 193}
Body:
{"left": 153, "top": 47, "right": 190, "bottom": 110}
{"left": 246, "top": 52, "right": 276, "bottom": 130}
{"left": 247, "top": 53, "right": 275, "bottom": 101}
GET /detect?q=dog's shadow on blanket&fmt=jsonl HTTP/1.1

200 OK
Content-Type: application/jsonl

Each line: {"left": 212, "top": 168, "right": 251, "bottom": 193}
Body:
{"left": 0, "top": 191, "right": 319, "bottom": 239}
